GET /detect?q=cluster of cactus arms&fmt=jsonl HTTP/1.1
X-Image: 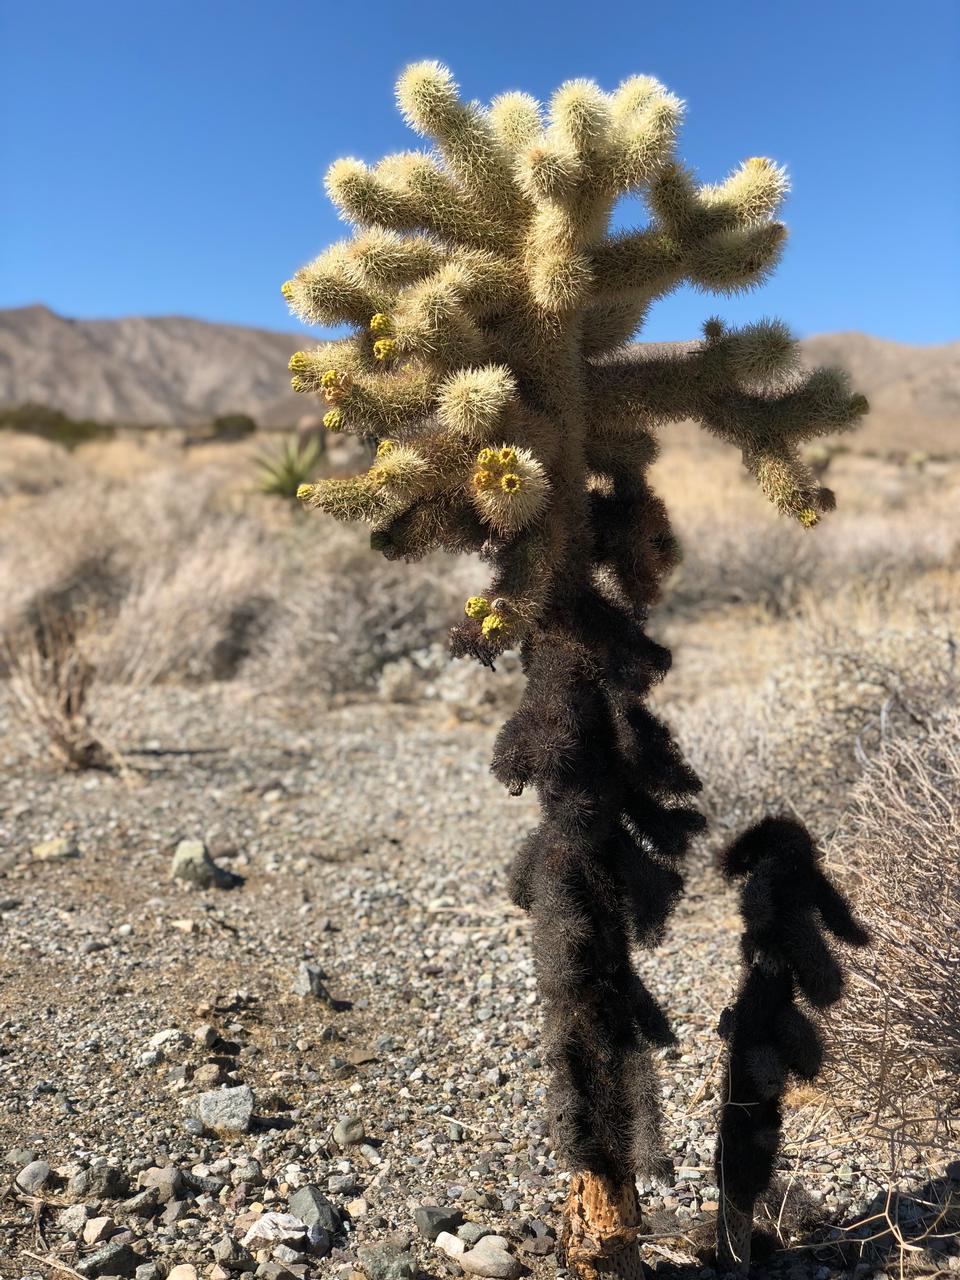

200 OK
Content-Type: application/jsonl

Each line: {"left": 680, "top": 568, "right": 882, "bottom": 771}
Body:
{"left": 285, "top": 62, "right": 869, "bottom": 1278}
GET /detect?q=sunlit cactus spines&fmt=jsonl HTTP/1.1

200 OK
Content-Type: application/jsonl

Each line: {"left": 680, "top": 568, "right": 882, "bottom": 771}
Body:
{"left": 284, "top": 60, "right": 868, "bottom": 1277}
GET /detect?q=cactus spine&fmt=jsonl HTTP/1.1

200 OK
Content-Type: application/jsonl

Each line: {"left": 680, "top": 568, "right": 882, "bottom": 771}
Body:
{"left": 284, "top": 62, "right": 867, "bottom": 1276}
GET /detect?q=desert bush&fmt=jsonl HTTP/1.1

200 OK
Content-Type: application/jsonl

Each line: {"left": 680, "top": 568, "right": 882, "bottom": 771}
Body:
{"left": 0, "top": 402, "right": 114, "bottom": 448}
{"left": 824, "top": 713, "right": 960, "bottom": 1127}
{"left": 2, "top": 609, "right": 118, "bottom": 770}
{"left": 211, "top": 411, "right": 257, "bottom": 440}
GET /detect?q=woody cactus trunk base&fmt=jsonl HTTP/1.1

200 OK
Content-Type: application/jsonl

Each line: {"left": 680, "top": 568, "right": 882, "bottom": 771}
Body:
{"left": 283, "top": 62, "right": 868, "bottom": 1275}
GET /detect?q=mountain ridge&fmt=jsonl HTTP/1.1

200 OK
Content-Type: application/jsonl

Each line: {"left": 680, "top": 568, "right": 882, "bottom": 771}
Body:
{"left": 1, "top": 305, "right": 956, "bottom": 448}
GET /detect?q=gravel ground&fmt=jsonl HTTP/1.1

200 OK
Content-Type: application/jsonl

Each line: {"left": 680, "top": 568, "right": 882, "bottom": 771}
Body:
{"left": 0, "top": 685, "right": 956, "bottom": 1280}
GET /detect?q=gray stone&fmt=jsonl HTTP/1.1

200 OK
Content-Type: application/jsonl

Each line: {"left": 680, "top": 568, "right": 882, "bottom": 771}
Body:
{"left": 170, "top": 838, "right": 235, "bottom": 889}
{"left": 288, "top": 1184, "right": 340, "bottom": 1233}
{"left": 198, "top": 1084, "right": 254, "bottom": 1134}
{"left": 460, "top": 1237, "right": 522, "bottom": 1280}
{"left": 213, "top": 1234, "right": 255, "bottom": 1269}
{"left": 68, "top": 1161, "right": 126, "bottom": 1200}
{"left": 57, "top": 1203, "right": 92, "bottom": 1235}
{"left": 76, "top": 1240, "right": 138, "bottom": 1277}
{"left": 517, "top": 1218, "right": 555, "bottom": 1256}
{"left": 16, "top": 1158, "right": 52, "bottom": 1193}
{"left": 121, "top": 1188, "right": 159, "bottom": 1216}
{"left": 415, "top": 1205, "right": 464, "bottom": 1241}
{"left": 333, "top": 1115, "right": 365, "bottom": 1148}
{"left": 135, "top": 1266, "right": 161, "bottom": 1280}
{"left": 292, "top": 961, "right": 331, "bottom": 1001}
{"left": 458, "top": 1223, "right": 495, "bottom": 1246}
{"left": 255, "top": 1265, "right": 298, "bottom": 1280}
{"left": 6, "top": 1145, "right": 37, "bottom": 1166}
{"left": 231, "top": 1156, "right": 264, "bottom": 1187}
{"left": 195, "top": 1022, "right": 219, "bottom": 1048}
{"left": 357, "top": 1242, "right": 416, "bottom": 1280}
{"left": 137, "top": 1165, "right": 185, "bottom": 1203}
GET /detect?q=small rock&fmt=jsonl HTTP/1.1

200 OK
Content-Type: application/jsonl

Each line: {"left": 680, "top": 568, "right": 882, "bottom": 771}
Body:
{"left": 16, "top": 1158, "right": 52, "bottom": 1193}
{"left": 288, "top": 1185, "right": 340, "bottom": 1233}
{"left": 345, "top": 1197, "right": 369, "bottom": 1217}
{"left": 76, "top": 1240, "right": 138, "bottom": 1278}
{"left": 58, "top": 1203, "right": 91, "bottom": 1235}
{"left": 83, "top": 1215, "right": 116, "bottom": 1245}
{"left": 517, "top": 1219, "right": 555, "bottom": 1256}
{"left": 333, "top": 1115, "right": 365, "bottom": 1148}
{"left": 436, "top": 1230, "right": 466, "bottom": 1258}
{"left": 194, "top": 1061, "right": 230, "bottom": 1088}
{"left": 292, "top": 961, "right": 331, "bottom": 1001}
{"left": 484, "top": 1066, "right": 507, "bottom": 1086}
{"left": 138, "top": 1165, "right": 185, "bottom": 1204}
{"left": 170, "top": 838, "right": 236, "bottom": 889}
{"left": 213, "top": 1233, "right": 255, "bottom": 1269}
{"left": 135, "top": 1265, "right": 161, "bottom": 1280}
{"left": 195, "top": 1022, "right": 219, "bottom": 1048}
{"left": 5, "top": 1145, "right": 37, "bottom": 1166}
{"left": 273, "top": 1245, "right": 308, "bottom": 1264}
{"left": 241, "top": 1211, "right": 308, "bottom": 1249}
{"left": 461, "top": 1237, "right": 522, "bottom": 1280}
{"left": 306, "top": 1224, "right": 332, "bottom": 1257}
{"left": 121, "top": 1188, "right": 159, "bottom": 1216}
{"left": 68, "top": 1162, "right": 126, "bottom": 1200}
{"left": 198, "top": 1083, "right": 255, "bottom": 1134}
{"left": 148, "top": 1027, "right": 189, "bottom": 1053}
{"left": 231, "top": 1156, "right": 265, "bottom": 1187}
{"left": 255, "top": 1264, "right": 298, "bottom": 1280}
{"left": 458, "top": 1224, "right": 495, "bottom": 1246}
{"left": 32, "top": 836, "right": 80, "bottom": 861}
{"left": 416, "top": 1205, "right": 464, "bottom": 1241}
{"left": 168, "top": 1267, "right": 199, "bottom": 1280}
{"left": 357, "top": 1242, "right": 416, "bottom": 1280}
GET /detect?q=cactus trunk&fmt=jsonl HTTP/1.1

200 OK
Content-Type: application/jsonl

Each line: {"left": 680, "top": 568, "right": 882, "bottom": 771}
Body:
{"left": 561, "top": 1172, "right": 647, "bottom": 1280}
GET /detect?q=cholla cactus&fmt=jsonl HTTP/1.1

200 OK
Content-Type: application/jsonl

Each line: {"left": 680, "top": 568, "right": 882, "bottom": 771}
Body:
{"left": 715, "top": 820, "right": 869, "bottom": 1273}
{"left": 285, "top": 62, "right": 867, "bottom": 1277}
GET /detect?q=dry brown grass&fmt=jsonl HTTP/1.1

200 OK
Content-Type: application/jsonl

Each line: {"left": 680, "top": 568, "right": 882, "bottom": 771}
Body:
{"left": 824, "top": 714, "right": 960, "bottom": 1132}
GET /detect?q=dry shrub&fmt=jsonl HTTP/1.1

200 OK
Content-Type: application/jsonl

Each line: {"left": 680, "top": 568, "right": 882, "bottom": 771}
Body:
{"left": 377, "top": 641, "right": 525, "bottom": 720}
{"left": 2, "top": 610, "right": 119, "bottom": 771}
{"left": 824, "top": 712, "right": 960, "bottom": 1127}
{"left": 667, "top": 579, "right": 959, "bottom": 842}
{"left": 255, "top": 523, "right": 478, "bottom": 700}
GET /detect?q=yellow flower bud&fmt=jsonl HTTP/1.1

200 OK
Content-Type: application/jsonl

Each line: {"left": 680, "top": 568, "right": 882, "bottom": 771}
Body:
{"left": 296, "top": 483, "right": 313, "bottom": 501}
{"left": 497, "top": 446, "right": 518, "bottom": 466}
{"left": 376, "top": 439, "right": 397, "bottom": 457}
{"left": 320, "top": 369, "right": 339, "bottom": 388}
{"left": 481, "top": 613, "right": 506, "bottom": 637}
{"left": 473, "top": 469, "right": 495, "bottom": 491}
{"left": 464, "top": 596, "right": 490, "bottom": 620}
{"left": 476, "top": 447, "right": 496, "bottom": 467}
{"left": 281, "top": 280, "right": 295, "bottom": 301}
{"left": 288, "top": 351, "right": 310, "bottom": 373}
{"left": 370, "top": 312, "right": 393, "bottom": 335}
{"left": 373, "top": 338, "right": 397, "bottom": 361}
{"left": 323, "top": 408, "right": 344, "bottom": 431}
{"left": 500, "top": 472, "right": 522, "bottom": 493}
{"left": 798, "top": 507, "right": 819, "bottom": 528}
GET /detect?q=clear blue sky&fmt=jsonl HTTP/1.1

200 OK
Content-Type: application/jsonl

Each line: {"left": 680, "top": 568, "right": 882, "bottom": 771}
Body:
{"left": 2, "top": 0, "right": 957, "bottom": 345}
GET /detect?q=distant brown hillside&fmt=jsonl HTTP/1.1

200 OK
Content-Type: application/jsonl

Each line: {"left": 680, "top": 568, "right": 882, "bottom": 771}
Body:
{"left": 0, "top": 306, "right": 956, "bottom": 450}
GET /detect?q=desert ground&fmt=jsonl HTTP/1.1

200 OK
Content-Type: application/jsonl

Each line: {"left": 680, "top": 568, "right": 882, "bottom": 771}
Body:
{"left": 1, "top": 414, "right": 958, "bottom": 1280}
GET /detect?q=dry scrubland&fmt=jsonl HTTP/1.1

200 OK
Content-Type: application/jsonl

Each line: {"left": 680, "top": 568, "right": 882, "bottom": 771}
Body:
{"left": 0, "top": 425, "right": 958, "bottom": 1277}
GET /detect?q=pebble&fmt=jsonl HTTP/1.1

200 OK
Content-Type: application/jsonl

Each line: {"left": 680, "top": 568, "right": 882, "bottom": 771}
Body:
{"left": 288, "top": 1184, "right": 341, "bottom": 1232}
{"left": 76, "top": 1240, "right": 138, "bottom": 1278}
{"left": 460, "top": 1237, "right": 522, "bottom": 1280}
{"left": 333, "top": 1114, "right": 365, "bottom": 1148}
{"left": 357, "top": 1241, "right": 416, "bottom": 1280}
{"left": 138, "top": 1165, "right": 185, "bottom": 1203}
{"left": 169, "top": 838, "right": 235, "bottom": 889}
{"left": 82, "top": 1215, "right": 116, "bottom": 1244}
{"left": 168, "top": 1267, "right": 199, "bottom": 1280}
{"left": 415, "top": 1204, "right": 464, "bottom": 1241}
{"left": 292, "top": 961, "right": 331, "bottom": 1001}
{"left": 198, "top": 1083, "right": 255, "bottom": 1134}
{"left": 194, "top": 1021, "right": 219, "bottom": 1048}
{"left": 16, "top": 1158, "right": 52, "bottom": 1193}
{"left": 241, "top": 1211, "right": 308, "bottom": 1248}
{"left": 58, "top": 1203, "right": 91, "bottom": 1235}
{"left": 31, "top": 836, "right": 80, "bottom": 861}
{"left": 436, "top": 1229, "right": 466, "bottom": 1258}
{"left": 68, "top": 1162, "right": 126, "bottom": 1200}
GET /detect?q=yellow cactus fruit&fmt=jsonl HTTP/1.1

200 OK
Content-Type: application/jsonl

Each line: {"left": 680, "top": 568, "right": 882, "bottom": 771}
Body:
{"left": 497, "top": 446, "right": 518, "bottom": 466}
{"left": 320, "top": 368, "right": 340, "bottom": 388}
{"left": 373, "top": 338, "right": 397, "bottom": 361}
{"left": 473, "top": 469, "right": 496, "bottom": 491}
{"left": 323, "top": 408, "right": 344, "bottom": 431}
{"left": 798, "top": 507, "right": 820, "bottom": 528}
{"left": 370, "top": 312, "right": 393, "bottom": 335}
{"left": 481, "top": 613, "right": 507, "bottom": 637}
{"left": 280, "top": 280, "right": 295, "bottom": 301}
{"left": 500, "top": 472, "right": 522, "bottom": 493}
{"left": 296, "top": 483, "right": 314, "bottom": 502}
{"left": 476, "top": 447, "right": 496, "bottom": 467}
{"left": 288, "top": 351, "right": 311, "bottom": 373}
{"left": 464, "top": 596, "right": 491, "bottom": 620}
{"left": 376, "top": 439, "right": 397, "bottom": 457}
